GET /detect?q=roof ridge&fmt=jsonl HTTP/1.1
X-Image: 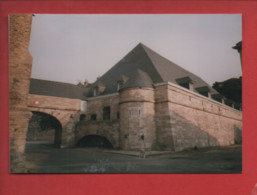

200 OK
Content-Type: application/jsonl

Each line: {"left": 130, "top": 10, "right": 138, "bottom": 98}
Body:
{"left": 137, "top": 43, "right": 164, "bottom": 82}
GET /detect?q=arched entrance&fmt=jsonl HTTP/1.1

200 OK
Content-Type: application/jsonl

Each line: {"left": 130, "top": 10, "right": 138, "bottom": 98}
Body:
{"left": 26, "top": 111, "right": 62, "bottom": 148}
{"left": 76, "top": 135, "right": 113, "bottom": 149}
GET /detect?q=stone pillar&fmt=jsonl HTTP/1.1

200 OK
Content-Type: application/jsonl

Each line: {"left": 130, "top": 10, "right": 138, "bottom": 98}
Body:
{"left": 9, "top": 14, "right": 33, "bottom": 173}
{"left": 119, "top": 88, "right": 155, "bottom": 150}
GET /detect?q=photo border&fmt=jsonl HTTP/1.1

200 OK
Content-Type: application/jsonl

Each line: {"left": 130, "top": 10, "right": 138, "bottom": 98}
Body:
{"left": 1, "top": 0, "right": 256, "bottom": 194}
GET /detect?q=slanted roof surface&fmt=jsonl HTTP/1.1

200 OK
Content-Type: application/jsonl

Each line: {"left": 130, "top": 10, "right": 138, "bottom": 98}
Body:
{"left": 29, "top": 78, "right": 89, "bottom": 100}
{"left": 122, "top": 69, "right": 153, "bottom": 89}
{"left": 89, "top": 43, "right": 218, "bottom": 96}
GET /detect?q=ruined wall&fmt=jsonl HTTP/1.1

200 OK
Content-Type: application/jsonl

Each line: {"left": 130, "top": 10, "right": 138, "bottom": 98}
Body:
{"left": 9, "top": 14, "right": 33, "bottom": 173}
{"left": 28, "top": 94, "right": 82, "bottom": 148}
{"left": 119, "top": 88, "right": 156, "bottom": 150}
{"left": 75, "top": 94, "right": 120, "bottom": 148}
{"left": 155, "top": 83, "right": 242, "bottom": 152}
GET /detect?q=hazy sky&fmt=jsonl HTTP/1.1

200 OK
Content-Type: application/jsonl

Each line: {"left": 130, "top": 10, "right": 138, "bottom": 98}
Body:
{"left": 29, "top": 14, "right": 242, "bottom": 86}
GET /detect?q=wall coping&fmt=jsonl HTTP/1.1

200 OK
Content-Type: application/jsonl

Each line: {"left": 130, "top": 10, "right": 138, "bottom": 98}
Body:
{"left": 154, "top": 81, "right": 242, "bottom": 113}
{"left": 86, "top": 93, "right": 119, "bottom": 100}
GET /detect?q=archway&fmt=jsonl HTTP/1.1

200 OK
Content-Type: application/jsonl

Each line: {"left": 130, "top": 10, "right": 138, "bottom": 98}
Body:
{"left": 26, "top": 111, "right": 62, "bottom": 148}
{"left": 76, "top": 135, "right": 113, "bottom": 149}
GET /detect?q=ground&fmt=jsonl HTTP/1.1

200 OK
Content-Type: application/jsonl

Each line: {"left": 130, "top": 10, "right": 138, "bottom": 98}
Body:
{"left": 24, "top": 142, "right": 242, "bottom": 174}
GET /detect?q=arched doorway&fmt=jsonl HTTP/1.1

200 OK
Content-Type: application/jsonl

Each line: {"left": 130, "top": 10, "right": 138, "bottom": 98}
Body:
{"left": 27, "top": 111, "right": 62, "bottom": 148}
{"left": 76, "top": 135, "right": 113, "bottom": 149}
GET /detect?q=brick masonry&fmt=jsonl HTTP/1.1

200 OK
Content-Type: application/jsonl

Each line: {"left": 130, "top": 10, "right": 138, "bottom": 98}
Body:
{"left": 9, "top": 14, "right": 33, "bottom": 173}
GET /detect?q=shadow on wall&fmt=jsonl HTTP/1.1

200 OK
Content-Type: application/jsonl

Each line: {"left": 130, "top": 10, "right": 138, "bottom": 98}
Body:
{"left": 75, "top": 120, "right": 119, "bottom": 149}
{"left": 26, "top": 111, "right": 62, "bottom": 147}
{"left": 234, "top": 125, "right": 242, "bottom": 144}
{"left": 76, "top": 135, "right": 113, "bottom": 149}
{"left": 154, "top": 110, "right": 220, "bottom": 152}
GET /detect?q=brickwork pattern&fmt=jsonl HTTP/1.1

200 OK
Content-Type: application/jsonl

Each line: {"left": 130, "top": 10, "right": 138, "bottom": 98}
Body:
{"left": 9, "top": 14, "right": 33, "bottom": 173}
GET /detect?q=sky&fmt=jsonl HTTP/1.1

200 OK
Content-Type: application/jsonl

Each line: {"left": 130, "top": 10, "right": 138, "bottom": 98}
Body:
{"left": 29, "top": 14, "right": 242, "bottom": 86}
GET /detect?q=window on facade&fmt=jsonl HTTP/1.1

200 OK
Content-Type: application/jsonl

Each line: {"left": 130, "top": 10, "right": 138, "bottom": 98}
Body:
{"left": 91, "top": 114, "right": 97, "bottom": 120}
{"left": 116, "top": 112, "right": 120, "bottom": 119}
{"left": 93, "top": 89, "right": 97, "bottom": 96}
{"left": 103, "top": 106, "right": 111, "bottom": 120}
{"left": 80, "top": 114, "right": 86, "bottom": 121}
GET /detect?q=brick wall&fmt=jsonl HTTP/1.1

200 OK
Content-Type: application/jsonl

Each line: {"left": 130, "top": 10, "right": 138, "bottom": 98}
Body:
{"left": 28, "top": 94, "right": 82, "bottom": 148}
{"left": 75, "top": 94, "right": 120, "bottom": 148}
{"left": 9, "top": 14, "right": 33, "bottom": 173}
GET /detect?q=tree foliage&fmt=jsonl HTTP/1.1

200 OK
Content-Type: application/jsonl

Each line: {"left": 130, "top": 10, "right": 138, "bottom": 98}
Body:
{"left": 212, "top": 77, "right": 242, "bottom": 104}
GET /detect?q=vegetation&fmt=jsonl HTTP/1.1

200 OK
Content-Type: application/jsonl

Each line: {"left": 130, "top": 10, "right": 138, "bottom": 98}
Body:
{"left": 212, "top": 76, "right": 242, "bottom": 104}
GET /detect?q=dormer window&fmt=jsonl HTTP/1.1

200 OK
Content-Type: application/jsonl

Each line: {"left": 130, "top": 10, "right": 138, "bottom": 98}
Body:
{"left": 92, "top": 81, "right": 106, "bottom": 96}
{"left": 176, "top": 77, "right": 194, "bottom": 90}
{"left": 116, "top": 75, "right": 129, "bottom": 91}
{"left": 212, "top": 94, "right": 224, "bottom": 103}
{"left": 196, "top": 86, "right": 211, "bottom": 98}
{"left": 117, "top": 81, "right": 124, "bottom": 91}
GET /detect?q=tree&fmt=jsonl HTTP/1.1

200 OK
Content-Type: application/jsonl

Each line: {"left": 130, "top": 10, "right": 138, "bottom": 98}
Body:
{"left": 212, "top": 77, "right": 242, "bottom": 104}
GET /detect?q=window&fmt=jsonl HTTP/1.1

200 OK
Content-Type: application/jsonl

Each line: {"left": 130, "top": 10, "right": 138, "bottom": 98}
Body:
{"left": 128, "top": 110, "right": 132, "bottom": 120}
{"left": 80, "top": 114, "right": 86, "bottom": 121}
{"left": 93, "top": 89, "right": 97, "bottom": 96}
{"left": 176, "top": 77, "right": 193, "bottom": 90}
{"left": 180, "top": 82, "right": 189, "bottom": 89}
{"left": 199, "top": 91, "right": 209, "bottom": 97}
{"left": 138, "top": 109, "right": 141, "bottom": 119}
{"left": 103, "top": 106, "right": 110, "bottom": 120}
{"left": 91, "top": 114, "right": 97, "bottom": 120}
{"left": 116, "top": 112, "right": 120, "bottom": 119}
{"left": 196, "top": 86, "right": 210, "bottom": 98}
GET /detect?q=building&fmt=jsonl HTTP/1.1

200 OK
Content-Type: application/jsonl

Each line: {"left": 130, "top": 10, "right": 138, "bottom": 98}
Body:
{"left": 28, "top": 43, "right": 242, "bottom": 152}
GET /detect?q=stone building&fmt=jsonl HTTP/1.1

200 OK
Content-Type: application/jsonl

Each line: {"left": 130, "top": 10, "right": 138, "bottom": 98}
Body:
{"left": 29, "top": 43, "right": 242, "bottom": 152}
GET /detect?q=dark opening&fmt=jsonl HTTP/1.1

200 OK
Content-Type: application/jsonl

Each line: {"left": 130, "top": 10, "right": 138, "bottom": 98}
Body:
{"left": 179, "top": 82, "right": 189, "bottom": 89}
{"left": 80, "top": 114, "right": 86, "bottom": 121}
{"left": 103, "top": 106, "right": 110, "bottom": 120}
{"left": 116, "top": 112, "right": 120, "bottom": 119}
{"left": 91, "top": 114, "right": 97, "bottom": 120}
{"left": 199, "top": 91, "right": 209, "bottom": 97}
{"left": 27, "top": 111, "right": 62, "bottom": 148}
{"left": 76, "top": 135, "right": 113, "bottom": 149}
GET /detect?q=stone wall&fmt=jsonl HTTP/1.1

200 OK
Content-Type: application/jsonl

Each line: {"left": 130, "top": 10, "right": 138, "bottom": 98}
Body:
{"left": 119, "top": 88, "right": 156, "bottom": 150}
{"left": 28, "top": 94, "right": 82, "bottom": 148}
{"left": 155, "top": 83, "right": 242, "bottom": 152}
{"left": 9, "top": 14, "right": 33, "bottom": 173}
{"left": 76, "top": 120, "right": 120, "bottom": 148}
{"left": 75, "top": 94, "right": 120, "bottom": 148}
{"left": 86, "top": 94, "right": 120, "bottom": 121}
